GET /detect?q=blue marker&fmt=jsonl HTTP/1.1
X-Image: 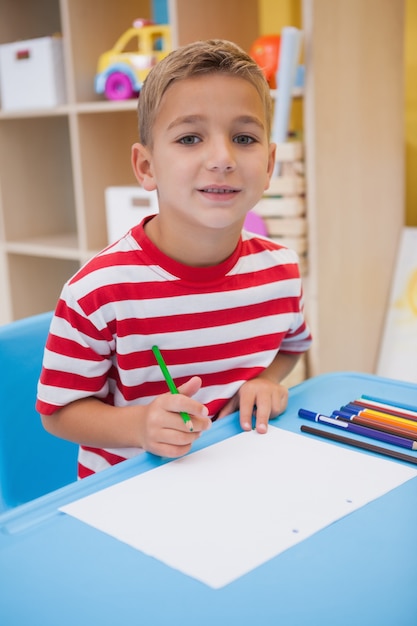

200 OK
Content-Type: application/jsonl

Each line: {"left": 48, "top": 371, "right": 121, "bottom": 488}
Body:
{"left": 298, "top": 409, "right": 417, "bottom": 451}
{"left": 332, "top": 409, "right": 360, "bottom": 420}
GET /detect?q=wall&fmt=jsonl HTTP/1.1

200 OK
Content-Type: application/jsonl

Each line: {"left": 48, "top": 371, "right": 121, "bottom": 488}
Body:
{"left": 405, "top": 0, "right": 417, "bottom": 226}
{"left": 258, "top": 0, "right": 302, "bottom": 133}
{"left": 259, "top": 0, "right": 301, "bottom": 31}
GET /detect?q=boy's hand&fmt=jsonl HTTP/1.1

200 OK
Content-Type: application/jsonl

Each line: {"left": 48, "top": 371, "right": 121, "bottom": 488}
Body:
{"left": 216, "top": 376, "right": 288, "bottom": 434}
{"left": 139, "top": 376, "right": 211, "bottom": 458}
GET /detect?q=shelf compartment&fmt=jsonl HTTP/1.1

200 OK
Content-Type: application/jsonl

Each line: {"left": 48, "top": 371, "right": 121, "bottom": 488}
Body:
{"left": 0, "top": 0, "right": 61, "bottom": 45}
{"left": 172, "top": 0, "right": 259, "bottom": 50}
{"left": 5, "top": 233, "right": 81, "bottom": 260}
{"left": 63, "top": 0, "right": 152, "bottom": 103}
{"left": 7, "top": 253, "right": 80, "bottom": 320}
{"left": 76, "top": 109, "right": 138, "bottom": 251}
{"left": 0, "top": 106, "right": 70, "bottom": 120}
{"left": 0, "top": 115, "right": 77, "bottom": 243}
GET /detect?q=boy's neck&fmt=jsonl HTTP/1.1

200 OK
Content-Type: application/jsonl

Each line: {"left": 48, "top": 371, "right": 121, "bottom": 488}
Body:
{"left": 144, "top": 215, "right": 242, "bottom": 267}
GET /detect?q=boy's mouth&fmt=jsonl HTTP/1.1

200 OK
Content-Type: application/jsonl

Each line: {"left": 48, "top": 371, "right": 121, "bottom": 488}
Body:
{"left": 199, "top": 186, "right": 240, "bottom": 194}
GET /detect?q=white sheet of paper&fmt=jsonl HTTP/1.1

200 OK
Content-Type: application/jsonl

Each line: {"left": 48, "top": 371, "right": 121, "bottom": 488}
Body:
{"left": 61, "top": 428, "right": 417, "bottom": 588}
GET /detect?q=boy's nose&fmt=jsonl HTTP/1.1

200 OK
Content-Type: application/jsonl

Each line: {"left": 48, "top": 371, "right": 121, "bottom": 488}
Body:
{"left": 205, "top": 138, "right": 236, "bottom": 172}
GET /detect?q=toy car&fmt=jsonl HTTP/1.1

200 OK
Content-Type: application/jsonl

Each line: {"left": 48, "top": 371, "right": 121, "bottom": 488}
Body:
{"left": 95, "top": 19, "right": 171, "bottom": 100}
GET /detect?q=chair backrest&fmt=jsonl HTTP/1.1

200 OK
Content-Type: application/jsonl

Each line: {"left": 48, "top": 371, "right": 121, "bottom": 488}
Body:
{"left": 0, "top": 311, "right": 78, "bottom": 512}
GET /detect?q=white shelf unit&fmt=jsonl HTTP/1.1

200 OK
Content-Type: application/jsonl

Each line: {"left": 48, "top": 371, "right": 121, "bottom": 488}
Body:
{"left": 0, "top": 0, "right": 406, "bottom": 380}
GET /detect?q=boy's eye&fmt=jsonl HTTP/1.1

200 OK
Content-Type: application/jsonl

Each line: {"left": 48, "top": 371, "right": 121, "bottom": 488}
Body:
{"left": 178, "top": 135, "right": 201, "bottom": 145}
{"left": 234, "top": 135, "right": 256, "bottom": 145}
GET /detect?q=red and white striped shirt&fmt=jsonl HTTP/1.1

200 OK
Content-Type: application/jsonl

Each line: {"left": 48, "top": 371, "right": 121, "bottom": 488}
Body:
{"left": 37, "top": 217, "right": 312, "bottom": 477}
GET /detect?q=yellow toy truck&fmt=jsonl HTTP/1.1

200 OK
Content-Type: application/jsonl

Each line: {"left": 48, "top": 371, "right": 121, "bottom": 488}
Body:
{"left": 95, "top": 19, "right": 171, "bottom": 100}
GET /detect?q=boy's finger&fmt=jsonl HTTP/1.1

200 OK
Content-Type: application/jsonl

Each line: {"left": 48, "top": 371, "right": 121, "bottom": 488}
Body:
{"left": 168, "top": 409, "right": 211, "bottom": 433}
{"left": 254, "top": 407, "right": 270, "bottom": 434}
{"left": 185, "top": 415, "right": 212, "bottom": 433}
{"left": 164, "top": 389, "right": 208, "bottom": 420}
{"left": 250, "top": 395, "right": 272, "bottom": 434}
{"left": 177, "top": 375, "right": 202, "bottom": 396}
{"left": 239, "top": 401, "right": 256, "bottom": 431}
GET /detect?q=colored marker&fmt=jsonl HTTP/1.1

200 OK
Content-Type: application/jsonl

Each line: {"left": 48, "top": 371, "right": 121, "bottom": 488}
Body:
{"left": 332, "top": 411, "right": 417, "bottom": 441}
{"left": 360, "top": 394, "right": 417, "bottom": 414}
{"left": 338, "top": 405, "right": 417, "bottom": 435}
{"left": 300, "top": 425, "right": 417, "bottom": 466}
{"left": 152, "top": 345, "right": 193, "bottom": 431}
{"left": 298, "top": 409, "right": 417, "bottom": 451}
{"left": 352, "top": 398, "right": 417, "bottom": 421}
{"left": 344, "top": 401, "right": 417, "bottom": 423}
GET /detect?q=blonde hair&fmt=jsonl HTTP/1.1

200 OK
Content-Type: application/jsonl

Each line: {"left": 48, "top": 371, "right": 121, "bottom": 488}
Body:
{"left": 138, "top": 39, "right": 272, "bottom": 146}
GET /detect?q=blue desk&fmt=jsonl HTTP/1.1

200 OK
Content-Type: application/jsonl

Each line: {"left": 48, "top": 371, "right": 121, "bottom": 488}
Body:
{"left": 1, "top": 372, "right": 416, "bottom": 626}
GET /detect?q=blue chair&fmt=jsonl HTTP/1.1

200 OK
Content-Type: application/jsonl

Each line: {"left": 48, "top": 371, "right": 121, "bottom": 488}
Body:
{"left": 0, "top": 311, "right": 78, "bottom": 512}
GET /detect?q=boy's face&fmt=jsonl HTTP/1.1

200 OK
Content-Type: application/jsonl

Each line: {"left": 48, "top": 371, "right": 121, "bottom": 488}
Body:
{"left": 132, "top": 73, "right": 275, "bottom": 235}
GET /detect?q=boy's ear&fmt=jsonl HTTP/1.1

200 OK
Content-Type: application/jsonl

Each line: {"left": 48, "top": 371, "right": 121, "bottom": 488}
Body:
{"left": 264, "top": 142, "right": 277, "bottom": 190}
{"left": 131, "top": 143, "right": 157, "bottom": 191}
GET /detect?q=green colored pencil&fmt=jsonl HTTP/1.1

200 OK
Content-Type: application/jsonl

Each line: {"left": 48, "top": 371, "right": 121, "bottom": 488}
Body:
{"left": 152, "top": 345, "right": 193, "bottom": 431}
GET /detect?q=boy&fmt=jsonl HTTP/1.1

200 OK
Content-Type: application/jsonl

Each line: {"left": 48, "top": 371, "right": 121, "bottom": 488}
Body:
{"left": 37, "top": 39, "right": 312, "bottom": 478}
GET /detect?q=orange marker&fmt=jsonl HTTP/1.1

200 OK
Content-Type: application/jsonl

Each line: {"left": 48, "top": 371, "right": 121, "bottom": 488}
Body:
{"left": 338, "top": 406, "right": 417, "bottom": 436}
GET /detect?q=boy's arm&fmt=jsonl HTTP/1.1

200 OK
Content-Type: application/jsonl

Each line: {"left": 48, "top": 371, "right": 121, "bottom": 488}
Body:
{"left": 216, "top": 351, "right": 301, "bottom": 432}
{"left": 257, "top": 351, "right": 301, "bottom": 387}
{"left": 41, "top": 376, "right": 211, "bottom": 459}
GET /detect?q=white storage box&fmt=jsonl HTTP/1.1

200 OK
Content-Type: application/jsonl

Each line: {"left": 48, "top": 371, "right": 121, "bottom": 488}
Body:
{"left": 0, "top": 36, "right": 66, "bottom": 111}
{"left": 105, "top": 186, "right": 159, "bottom": 244}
